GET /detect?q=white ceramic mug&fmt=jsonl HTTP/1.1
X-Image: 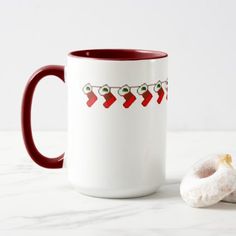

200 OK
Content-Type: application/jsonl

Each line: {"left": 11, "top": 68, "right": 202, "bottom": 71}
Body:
{"left": 21, "top": 49, "right": 168, "bottom": 198}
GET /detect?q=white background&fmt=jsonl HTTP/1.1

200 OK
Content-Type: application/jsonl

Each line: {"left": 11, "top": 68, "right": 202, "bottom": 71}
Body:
{"left": 0, "top": 0, "right": 235, "bottom": 131}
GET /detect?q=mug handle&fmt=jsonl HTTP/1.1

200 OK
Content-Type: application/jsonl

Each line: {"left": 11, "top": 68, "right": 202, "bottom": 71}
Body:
{"left": 21, "top": 65, "right": 65, "bottom": 168}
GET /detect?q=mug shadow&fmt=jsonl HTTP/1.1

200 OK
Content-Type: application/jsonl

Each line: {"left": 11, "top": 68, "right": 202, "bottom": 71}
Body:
{"left": 124, "top": 183, "right": 181, "bottom": 201}
{"left": 147, "top": 183, "right": 179, "bottom": 199}
{"left": 60, "top": 182, "right": 181, "bottom": 201}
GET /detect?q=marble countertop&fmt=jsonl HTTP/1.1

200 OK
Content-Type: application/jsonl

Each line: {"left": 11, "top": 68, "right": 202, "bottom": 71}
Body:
{"left": 1, "top": 131, "right": 236, "bottom": 235}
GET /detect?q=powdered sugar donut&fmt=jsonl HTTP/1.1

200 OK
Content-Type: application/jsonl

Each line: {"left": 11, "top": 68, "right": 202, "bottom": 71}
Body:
{"left": 180, "top": 154, "right": 236, "bottom": 208}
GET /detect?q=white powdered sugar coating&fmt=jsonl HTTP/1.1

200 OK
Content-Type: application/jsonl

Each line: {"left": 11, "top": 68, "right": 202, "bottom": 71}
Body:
{"left": 180, "top": 154, "right": 236, "bottom": 207}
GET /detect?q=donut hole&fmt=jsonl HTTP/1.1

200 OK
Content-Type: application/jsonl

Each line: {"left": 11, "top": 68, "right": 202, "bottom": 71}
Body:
{"left": 196, "top": 167, "right": 216, "bottom": 178}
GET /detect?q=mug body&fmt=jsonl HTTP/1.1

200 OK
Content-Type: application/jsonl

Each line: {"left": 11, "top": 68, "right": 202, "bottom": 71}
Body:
{"left": 65, "top": 49, "right": 168, "bottom": 198}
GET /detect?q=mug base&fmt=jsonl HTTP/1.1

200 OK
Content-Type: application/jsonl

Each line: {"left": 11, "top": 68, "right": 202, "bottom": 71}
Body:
{"left": 71, "top": 185, "right": 162, "bottom": 199}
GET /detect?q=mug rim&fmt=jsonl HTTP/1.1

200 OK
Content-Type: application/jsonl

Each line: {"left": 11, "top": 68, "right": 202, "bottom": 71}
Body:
{"left": 68, "top": 49, "right": 168, "bottom": 61}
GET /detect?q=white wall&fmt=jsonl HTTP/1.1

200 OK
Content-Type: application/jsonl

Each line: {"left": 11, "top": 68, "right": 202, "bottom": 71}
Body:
{"left": 0, "top": 0, "right": 236, "bottom": 131}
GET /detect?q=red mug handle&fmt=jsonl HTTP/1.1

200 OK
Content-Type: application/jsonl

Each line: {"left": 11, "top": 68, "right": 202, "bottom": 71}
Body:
{"left": 21, "top": 65, "right": 64, "bottom": 168}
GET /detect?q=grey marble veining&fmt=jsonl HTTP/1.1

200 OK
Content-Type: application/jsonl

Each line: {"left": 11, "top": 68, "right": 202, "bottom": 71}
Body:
{"left": 1, "top": 132, "right": 236, "bottom": 235}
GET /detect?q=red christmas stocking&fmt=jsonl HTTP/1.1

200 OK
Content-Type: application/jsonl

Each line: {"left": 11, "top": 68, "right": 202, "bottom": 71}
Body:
{"left": 103, "top": 92, "right": 117, "bottom": 108}
{"left": 86, "top": 91, "right": 98, "bottom": 107}
{"left": 118, "top": 85, "right": 136, "bottom": 108}
{"left": 83, "top": 83, "right": 97, "bottom": 107}
{"left": 154, "top": 81, "right": 165, "bottom": 104}
{"left": 99, "top": 85, "right": 117, "bottom": 108}
{"left": 137, "top": 83, "right": 153, "bottom": 107}
{"left": 157, "top": 87, "right": 165, "bottom": 104}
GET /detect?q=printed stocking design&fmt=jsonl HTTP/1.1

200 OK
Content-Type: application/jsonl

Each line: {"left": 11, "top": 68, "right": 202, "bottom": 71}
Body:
{"left": 137, "top": 83, "right": 153, "bottom": 107}
{"left": 164, "top": 81, "right": 168, "bottom": 100}
{"left": 99, "top": 84, "right": 117, "bottom": 108}
{"left": 83, "top": 83, "right": 98, "bottom": 107}
{"left": 154, "top": 81, "right": 165, "bottom": 104}
{"left": 118, "top": 85, "right": 136, "bottom": 108}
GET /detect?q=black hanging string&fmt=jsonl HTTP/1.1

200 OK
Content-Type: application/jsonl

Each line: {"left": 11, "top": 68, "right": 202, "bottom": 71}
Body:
{"left": 90, "top": 79, "right": 168, "bottom": 89}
